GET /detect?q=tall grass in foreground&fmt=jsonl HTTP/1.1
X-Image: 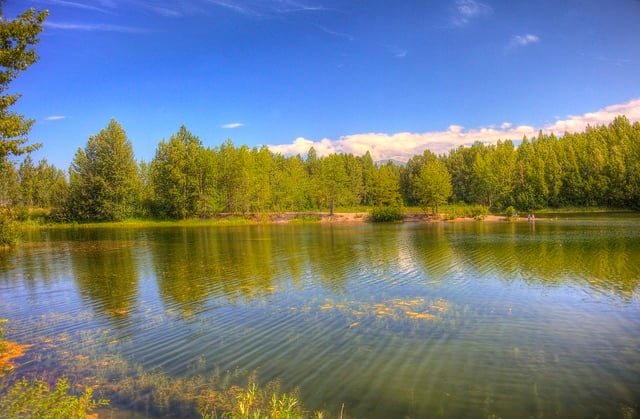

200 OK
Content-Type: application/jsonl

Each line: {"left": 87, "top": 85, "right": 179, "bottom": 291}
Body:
{"left": 0, "top": 377, "right": 108, "bottom": 419}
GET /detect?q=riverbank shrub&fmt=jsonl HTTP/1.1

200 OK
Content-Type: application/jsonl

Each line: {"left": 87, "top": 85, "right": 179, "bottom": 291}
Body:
{"left": 370, "top": 206, "right": 404, "bottom": 222}
{"left": 441, "top": 203, "right": 489, "bottom": 220}
{"left": 0, "top": 213, "right": 18, "bottom": 247}
{"left": 0, "top": 377, "right": 108, "bottom": 419}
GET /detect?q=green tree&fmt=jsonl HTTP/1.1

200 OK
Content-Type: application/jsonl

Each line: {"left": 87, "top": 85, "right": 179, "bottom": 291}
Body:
{"left": 66, "top": 119, "right": 140, "bottom": 221}
{"left": 472, "top": 140, "right": 516, "bottom": 210}
{"left": 16, "top": 155, "right": 65, "bottom": 209}
{"left": 445, "top": 143, "right": 485, "bottom": 204}
{"left": 360, "top": 151, "right": 377, "bottom": 206}
{"left": 319, "top": 153, "right": 349, "bottom": 215}
{"left": 0, "top": 7, "right": 48, "bottom": 160}
{"left": 372, "top": 162, "right": 402, "bottom": 208}
{"left": 0, "top": 157, "right": 18, "bottom": 207}
{"left": 248, "top": 146, "right": 273, "bottom": 214}
{"left": 414, "top": 159, "right": 452, "bottom": 215}
{"left": 0, "top": 7, "right": 47, "bottom": 244}
{"left": 150, "top": 126, "right": 205, "bottom": 218}
{"left": 343, "top": 153, "right": 363, "bottom": 207}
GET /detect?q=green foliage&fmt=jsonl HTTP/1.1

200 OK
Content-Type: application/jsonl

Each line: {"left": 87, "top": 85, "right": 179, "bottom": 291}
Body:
{"left": 66, "top": 119, "right": 140, "bottom": 221}
{"left": 200, "top": 381, "right": 311, "bottom": 419}
{"left": 318, "top": 153, "right": 350, "bottom": 215}
{"left": 413, "top": 159, "right": 452, "bottom": 215}
{"left": 370, "top": 205, "right": 404, "bottom": 222}
{"left": 0, "top": 8, "right": 48, "bottom": 160}
{"left": 441, "top": 203, "right": 488, "bottom": 220}
{"left": 4, "top": 114, "right": 640, "bottom": 223}
{"left": 0, "top": 377, "right": 108, "bottom": 419}
{"left": 17, "top": 156, "right": 66, "bottom": 209}
{"left": 0, "top": 211, "right": 17, "bottom": 247}
{"left": 504, "top": 205, "right": 516, "bottom": 218}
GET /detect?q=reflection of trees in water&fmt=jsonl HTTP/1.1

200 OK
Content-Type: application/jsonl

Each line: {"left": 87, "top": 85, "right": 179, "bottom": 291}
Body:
{"left": 304, "top": 225, "right": 360, "bottom": 294}
{"left": 151, "top": 226, "right": 306, "bottom": 315}
{"left": 407, "top": 223, "right": 456, "bottom": 282}
{"left": 444, "top": 222, "right": 640, "bottom": 299}
{"left": 69, "top": 229, "right": 139, "bottom": 321}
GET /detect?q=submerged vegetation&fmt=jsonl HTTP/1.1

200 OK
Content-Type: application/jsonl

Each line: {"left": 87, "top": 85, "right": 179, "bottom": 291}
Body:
{"left": 0, "top": 317, "right": 321, "bottom": 418}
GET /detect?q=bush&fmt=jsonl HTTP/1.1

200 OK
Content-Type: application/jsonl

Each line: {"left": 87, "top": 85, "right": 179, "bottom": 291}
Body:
{"left": 0, "top": 377, "right": 108, "bottom": 419}
{"left": 0, "top": 213, "right": 18, "bottom": 247}
{"left": 370, "top": 206, "right": 404, "bottom": 222}
{"left": 505, "top": 206, "right": 516, "bottom": 218}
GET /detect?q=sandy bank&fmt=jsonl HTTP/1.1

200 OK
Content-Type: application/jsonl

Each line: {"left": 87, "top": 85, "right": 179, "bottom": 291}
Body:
{"left": 256, "top": 212, "right": 531, "bottom": 224}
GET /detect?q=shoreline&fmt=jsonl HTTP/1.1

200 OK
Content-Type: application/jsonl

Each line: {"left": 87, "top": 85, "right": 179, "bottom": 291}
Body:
{"left": 257, "top": 212, "right": 536, "bottom": 224}
{"left": 18, "top": 212, "right": 569, "bottom": 230}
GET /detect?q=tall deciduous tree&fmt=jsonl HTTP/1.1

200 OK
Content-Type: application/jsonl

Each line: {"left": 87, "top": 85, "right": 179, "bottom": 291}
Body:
{"left": 319, "top": 153, "right": 349, "bottom": 215}
{"left": 150, "top": 126, "right": 205, "bottom": 218}
{"left": 67, "top": 120, "right": 140, "bottom": 221}
{"left": 414, "top": 159, "right": 452, "bottom": 215}
{"left": 372, "top": 162, "right": 402, "bottom": 208}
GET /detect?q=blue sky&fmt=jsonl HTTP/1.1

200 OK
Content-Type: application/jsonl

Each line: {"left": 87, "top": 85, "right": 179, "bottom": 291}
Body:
{"left": 6, "top": 0, "right": 640, "bottom": 169}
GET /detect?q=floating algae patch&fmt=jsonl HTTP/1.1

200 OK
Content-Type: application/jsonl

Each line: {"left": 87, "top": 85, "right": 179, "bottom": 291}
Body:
{"left": 0, "top": 340, "right": 33, "bottom": 377}
{"left": 317, "top": 297, "right": 451, "bottom": 323}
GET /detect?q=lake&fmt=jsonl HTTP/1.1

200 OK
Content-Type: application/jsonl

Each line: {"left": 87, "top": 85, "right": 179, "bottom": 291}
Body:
{"left": 1, "top": 217, "right": 639, "bottom": 418}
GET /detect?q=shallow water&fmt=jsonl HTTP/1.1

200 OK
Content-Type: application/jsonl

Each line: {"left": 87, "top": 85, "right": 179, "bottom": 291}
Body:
{"left": 1, "top": 218, "right": 639, "bottom": 418}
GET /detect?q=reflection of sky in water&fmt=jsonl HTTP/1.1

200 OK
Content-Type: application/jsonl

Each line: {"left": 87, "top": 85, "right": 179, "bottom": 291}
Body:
{"left": 1, "top": 220, "right": 639, "bottom": 418}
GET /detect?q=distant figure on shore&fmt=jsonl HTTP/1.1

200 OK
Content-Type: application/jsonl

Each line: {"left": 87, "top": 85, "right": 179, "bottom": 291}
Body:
{"left": 527, "top": 213, "right": 535, "bottom": 222}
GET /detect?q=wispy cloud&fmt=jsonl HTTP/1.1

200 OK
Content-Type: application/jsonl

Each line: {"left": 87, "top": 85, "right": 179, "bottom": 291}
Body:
{"left": 44, "top": 21, "right": 147, "bottom": 33}
{"left": 205, "top": 0, "right": 327, "bottom": 18}
{"left": 207, "top": 0, "right": 255, "bottom": 16}
{"left": 509, "top": 34, "right": 540, "bottom": 48}
{"left": 387, "top": 45, "right": 408, "bottom": 58}
{"left": 37, "top": 0, "right": 115, "bottom": 14}
{"left": 451, "top": 0, "right": 492, "bottom": 27}
{"left": 222, "top": 122, "right": 244, "bottom": 129}
{"left": 268, "top": 98, "right": 640, "bottom": 161}
{"left": 45, "top": 115, "right": 66, "bottom": 121}
{"left": 312, "top": 24, "right": 354, "bottom": 41}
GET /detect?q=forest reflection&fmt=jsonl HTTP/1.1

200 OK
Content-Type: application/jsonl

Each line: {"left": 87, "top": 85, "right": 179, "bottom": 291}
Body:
{"left": 3, "top": 222, "right": 638, "bottom": 320}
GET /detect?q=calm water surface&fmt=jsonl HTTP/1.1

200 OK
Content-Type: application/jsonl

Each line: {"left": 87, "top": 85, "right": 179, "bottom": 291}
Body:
{"left": 1, "top": 218, "right": 639, "bottom": 418}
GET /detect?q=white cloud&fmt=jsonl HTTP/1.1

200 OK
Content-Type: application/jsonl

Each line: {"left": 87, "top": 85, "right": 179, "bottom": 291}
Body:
{"left": 206, "top": 0, "right": 325, "bottom": 18}
{"left": 45, "top": 115, "right": 66, "bottom": 121}
{"left": 267, "top": 98, "right": 640, "bottom": 162}
{"left": 222, "top": 122, "right": 244, "bottom": 129}
{"left": 451, "top": 0, "right": 492, "bottom": 27}
{"left": 510, "top": 34, "right": 540, "bottom": 48}
{"left": 41, "top": 0, "right": 115, "bottom": 14}
{"left": 44, "top": 21, "right": 146, "bottom": 32}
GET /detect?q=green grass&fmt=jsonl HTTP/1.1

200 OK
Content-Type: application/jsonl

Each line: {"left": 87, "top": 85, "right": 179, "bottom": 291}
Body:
{"left": 0, "top": 377, "right": 108, "bottom": 419}
{"left": 19, "top": 216, "right": 258, "bottom": 230}
{"left": 535, "top": 206, "right": 636, "bottom": 214}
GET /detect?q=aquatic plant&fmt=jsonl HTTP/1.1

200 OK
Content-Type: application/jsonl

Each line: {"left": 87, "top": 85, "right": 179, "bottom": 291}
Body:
{"left": 199, "top": 380, "right": 314, "bottom": 419}
{"left": 319, "top": 297, "right": 450, "bottom": 323}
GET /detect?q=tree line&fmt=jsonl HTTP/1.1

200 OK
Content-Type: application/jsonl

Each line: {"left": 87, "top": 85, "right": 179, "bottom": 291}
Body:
{"left": 1, "top": 115, "right": 638, "bottom": 223}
